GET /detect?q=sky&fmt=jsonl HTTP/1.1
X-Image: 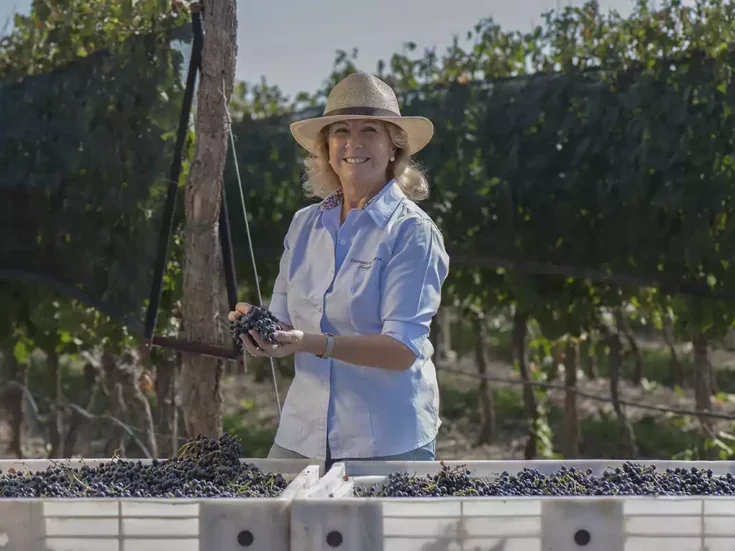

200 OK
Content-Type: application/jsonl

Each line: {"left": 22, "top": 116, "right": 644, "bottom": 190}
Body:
{"left": 0, "top": 0, "right": 682, "bottom": 98}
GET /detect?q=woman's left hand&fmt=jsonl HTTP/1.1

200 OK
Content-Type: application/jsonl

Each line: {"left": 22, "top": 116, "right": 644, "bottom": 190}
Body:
{"left": 242, "top": 329, "right": 304, "bottom": 358}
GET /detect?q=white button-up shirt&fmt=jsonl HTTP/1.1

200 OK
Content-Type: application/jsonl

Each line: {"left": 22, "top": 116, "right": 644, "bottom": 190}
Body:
{"left": 268, "top": 179, "right": 450, "bottom": 459}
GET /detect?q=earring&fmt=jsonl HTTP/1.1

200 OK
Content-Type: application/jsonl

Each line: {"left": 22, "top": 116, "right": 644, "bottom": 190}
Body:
{"left": 389, "top": 156, "right": 395, "bottom": 162}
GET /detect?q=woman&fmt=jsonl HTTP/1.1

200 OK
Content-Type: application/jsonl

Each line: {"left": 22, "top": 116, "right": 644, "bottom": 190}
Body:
{"left": 228, "top": 72, "right": 449, "bottom": 468}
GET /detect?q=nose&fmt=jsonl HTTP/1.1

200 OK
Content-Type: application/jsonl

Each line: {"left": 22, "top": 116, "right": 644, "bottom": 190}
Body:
{"left": 345, "top": 127, "right": 363, "bottom": 150}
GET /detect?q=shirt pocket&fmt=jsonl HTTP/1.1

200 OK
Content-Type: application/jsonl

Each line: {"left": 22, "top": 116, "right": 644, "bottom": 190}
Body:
{"left": 347, "top": 256, "right": 385, "bottom": 333}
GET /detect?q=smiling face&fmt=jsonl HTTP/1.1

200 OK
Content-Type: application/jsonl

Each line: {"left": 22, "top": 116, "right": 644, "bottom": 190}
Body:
{"left": 327, "top": 119, "right": 396, "bottom": 190}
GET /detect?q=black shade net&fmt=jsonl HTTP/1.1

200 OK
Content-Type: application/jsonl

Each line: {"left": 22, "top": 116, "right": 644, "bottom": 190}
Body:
{"left": 0, "top": 22, "right": 196, "bottom": 334}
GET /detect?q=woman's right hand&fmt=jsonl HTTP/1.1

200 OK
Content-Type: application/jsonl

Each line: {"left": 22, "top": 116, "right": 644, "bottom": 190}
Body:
{"left": 227, "top": 302, "right": 252, "bottom": 322}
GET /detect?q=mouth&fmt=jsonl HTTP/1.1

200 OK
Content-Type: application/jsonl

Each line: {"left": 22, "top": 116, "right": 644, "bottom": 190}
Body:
{"left": 343, "top": 157, "right": 369, "bottom": 165}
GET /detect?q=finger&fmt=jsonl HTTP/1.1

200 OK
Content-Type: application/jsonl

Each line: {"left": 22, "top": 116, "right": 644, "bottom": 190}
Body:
{"left": 227, "top": 310, "right": 241, "bottom": 322}
{"left": 249, "top": 329, "right": 274, "bottom": 352}
{"left": 235, "top": 302, "right": 251, "bottom": 316}
{"left": 245, "top": 331, "right": 272, "bottom": 355}
{"left": 240, "top": 335, "right": 257, "bottom": 355}
{"left": 240, "top": 334, "right": 263, "bottom": 356}
{"left": 249, "top": 329, "right": 272, "bottom": 350}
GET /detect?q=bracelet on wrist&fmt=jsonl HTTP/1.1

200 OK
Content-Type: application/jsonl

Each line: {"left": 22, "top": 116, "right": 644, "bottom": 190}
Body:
{"left": 317, "top": 333, "right": 335, "bottom": 359}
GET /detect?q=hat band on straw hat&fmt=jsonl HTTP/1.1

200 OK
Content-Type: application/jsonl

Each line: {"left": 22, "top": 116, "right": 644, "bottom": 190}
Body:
{"left": 290, "top": 72, "right": 434, "bottom": 155}
{"left": 324, "top": 106, "right": 401, "bottom": 117}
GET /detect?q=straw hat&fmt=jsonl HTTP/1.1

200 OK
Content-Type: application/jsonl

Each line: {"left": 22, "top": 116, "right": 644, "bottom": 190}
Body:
{"left": 289, "top": 72, "right": 434, "bottom": 155}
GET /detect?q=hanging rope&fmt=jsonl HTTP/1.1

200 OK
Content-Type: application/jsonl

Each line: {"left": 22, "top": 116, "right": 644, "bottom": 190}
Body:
{"left": 221, "top": 78, "right": 282, "bottom": 416}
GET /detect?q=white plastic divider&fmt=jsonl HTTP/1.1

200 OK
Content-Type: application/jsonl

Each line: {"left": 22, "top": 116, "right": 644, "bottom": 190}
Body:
{"left": 290, "top": 459, "right": 735, "bottom": 551}
{"left": 0, "top": 457, "right": 323, "bottom": 551}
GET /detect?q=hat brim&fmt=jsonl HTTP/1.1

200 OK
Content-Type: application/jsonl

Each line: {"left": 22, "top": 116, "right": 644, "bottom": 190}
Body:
{"left": 289, "top": 114, "right": 434, "bottom": 156}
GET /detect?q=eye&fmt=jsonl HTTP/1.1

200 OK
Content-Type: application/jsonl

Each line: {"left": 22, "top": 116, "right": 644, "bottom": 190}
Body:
{"left": 362, "top": 126, "right": 378, "bottom": 132}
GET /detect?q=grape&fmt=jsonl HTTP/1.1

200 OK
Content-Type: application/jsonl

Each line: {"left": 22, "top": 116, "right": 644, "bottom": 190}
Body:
{"left": 354, "top": 461, "right": 735, "bottom": 498}
{"left": 230, "top": 305, "right": 282, "bottom": 349}
{"left": 0, "top": 433, "right": 289, "bottom": 499}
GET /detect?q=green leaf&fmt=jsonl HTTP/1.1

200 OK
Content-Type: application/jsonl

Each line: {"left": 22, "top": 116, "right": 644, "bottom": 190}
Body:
{"left": 13, "top": 340, "right": 30, "bottom": 364}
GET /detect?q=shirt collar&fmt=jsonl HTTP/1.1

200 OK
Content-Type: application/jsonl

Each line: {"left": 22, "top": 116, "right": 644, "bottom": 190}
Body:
{"left": 318, "top": 179, "right": 404, "bottom": 228}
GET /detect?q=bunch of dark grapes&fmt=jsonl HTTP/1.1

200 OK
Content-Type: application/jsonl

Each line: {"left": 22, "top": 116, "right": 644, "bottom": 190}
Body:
{"left": 230, "top": 305, "right": 282, "bottom": 349}
{"left": 355, "top": 461, "right": 735, "bottom": 498}
{"left": 0, "top": 433, "right": 289, "bottom": 499}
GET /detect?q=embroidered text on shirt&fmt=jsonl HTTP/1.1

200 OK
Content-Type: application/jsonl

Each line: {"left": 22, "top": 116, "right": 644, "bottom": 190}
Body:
{"left": 350, "top": 257, "right": 383, "bottom": 270}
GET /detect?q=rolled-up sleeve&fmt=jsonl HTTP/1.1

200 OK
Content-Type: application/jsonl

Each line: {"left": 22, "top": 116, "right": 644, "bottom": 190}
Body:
{"left": 380, "top": 217, "right": 450, "bottom": 357}
{"left": 268, "top": 224, "right": 294, "bottom": 327}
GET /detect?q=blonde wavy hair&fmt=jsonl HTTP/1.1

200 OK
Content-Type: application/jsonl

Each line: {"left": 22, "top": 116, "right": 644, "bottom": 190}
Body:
{"left": 302, "top": 122, "right": 430, "bottom": 201}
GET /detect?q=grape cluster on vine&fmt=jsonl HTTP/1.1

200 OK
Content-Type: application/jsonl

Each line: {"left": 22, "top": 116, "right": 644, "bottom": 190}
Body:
{"left": 354, "top": 461, "right": 735, "bottom": 498}
{"left": 0, "top": 433, "right": 288, "bottom": 499}
{"left": 229, "top": 305, "right": 282, "bottom": 349}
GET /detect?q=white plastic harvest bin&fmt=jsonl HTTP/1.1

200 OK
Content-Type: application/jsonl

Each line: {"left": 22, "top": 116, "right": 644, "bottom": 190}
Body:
{"left": 0, "top": 457, "right": 323, "bottom": 551}
{"left": 291, "top": 459, "right": 735, "bottom": 551}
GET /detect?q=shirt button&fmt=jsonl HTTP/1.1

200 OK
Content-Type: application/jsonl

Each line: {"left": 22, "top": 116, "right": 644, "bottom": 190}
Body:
{"left": 340, "top": 239, "right": 346, "bottom": 245}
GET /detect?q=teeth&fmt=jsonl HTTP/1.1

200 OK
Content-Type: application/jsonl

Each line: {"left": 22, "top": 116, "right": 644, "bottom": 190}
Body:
{"left": 344, "top": 157, "right": 368, "bottom": 164}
